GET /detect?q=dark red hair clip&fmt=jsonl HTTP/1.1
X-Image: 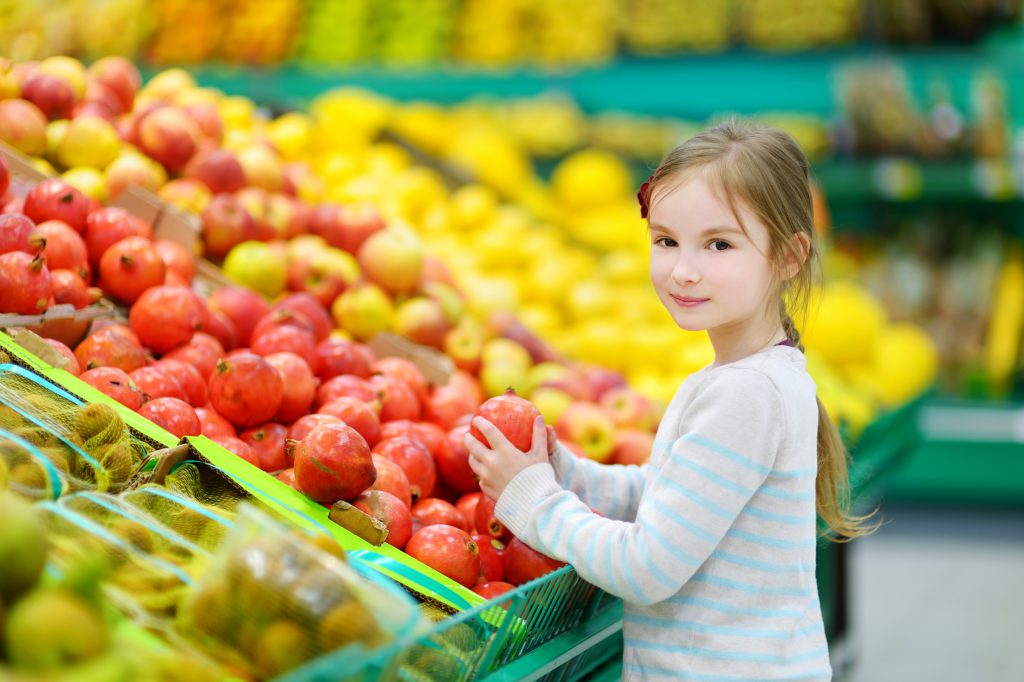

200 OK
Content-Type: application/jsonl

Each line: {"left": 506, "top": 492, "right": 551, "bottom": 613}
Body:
{"left": 637, "top": 175, "right": 654, "bottom": 219}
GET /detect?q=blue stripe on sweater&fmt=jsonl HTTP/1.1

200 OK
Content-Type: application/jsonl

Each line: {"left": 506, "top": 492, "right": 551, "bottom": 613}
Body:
{"left": 661, "top": 436, "right": 817, "bottom": 479}
{"left": 667, "top": 595, "right": 805, "bottom": 619}
{"left": 692, "top": 574, "right": 814, "bottom": 597}
{"left": 629, "top": 637, "right": 829, "bottom": 664}
{"left": 726, "top": 527, "right": 818, "bottom": 550}
{"left": 712, "top": 550, "right": 806, "bottom": 574}
{"left": 659, "top": 474, "right": 735, "bottom": 520}
{"left": 624, "top": 612, "right": 825, "bottom": 639}
{"left": 623, "top": 662, "right": 833, "bottom": 682}
{"left": 637, "top": 533, "right": 683, "bottom": 590}
{"left": 648, "top": 497, "right": 719, "bottom": 544}
{"left": 644, "top": 523, "right": 703, "bottom": 567}
{"left": 743, "top": 503, "right": 806, "bottom": 525}
{"left": 673, "top": 456, "right": 755, "bottom": 497}
{"left": 760, "top": 484, "right": 816, "bottom": 502}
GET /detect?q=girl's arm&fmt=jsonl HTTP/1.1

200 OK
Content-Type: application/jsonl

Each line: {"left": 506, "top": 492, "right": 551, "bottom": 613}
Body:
{"left": 493, "top": 368, "right": 788, "bottom": 605}
{"left": 547, "top": 443, "right": 647, "bottom": 522}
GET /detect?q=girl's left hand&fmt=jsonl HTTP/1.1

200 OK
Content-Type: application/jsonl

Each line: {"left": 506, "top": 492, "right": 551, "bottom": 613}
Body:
{"left": 465, "top": 415, "right": 550, "bottom": 501}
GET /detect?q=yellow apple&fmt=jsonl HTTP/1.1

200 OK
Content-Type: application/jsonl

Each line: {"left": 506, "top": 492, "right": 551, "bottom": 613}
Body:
{"left": 480, "top": 360, "right": 529, "bottom": 398}
{"left": 529, "top": 387, "right": 574, "bottom": 425}
{"left": 331, "top": 282, "right": 394, "bottom": 341}
{"left": 56, "top": 115, "right": 121, "bottom": 170}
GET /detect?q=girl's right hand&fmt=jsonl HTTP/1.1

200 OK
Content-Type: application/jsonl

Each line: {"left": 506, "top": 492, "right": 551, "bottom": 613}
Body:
{"left": 546, "top": 425, "right": 558, "bottom": 456}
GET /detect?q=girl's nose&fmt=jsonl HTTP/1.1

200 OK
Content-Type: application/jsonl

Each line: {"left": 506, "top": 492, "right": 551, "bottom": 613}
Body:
{"left": 671, "top": 253, "right": 701, "bottom": 285}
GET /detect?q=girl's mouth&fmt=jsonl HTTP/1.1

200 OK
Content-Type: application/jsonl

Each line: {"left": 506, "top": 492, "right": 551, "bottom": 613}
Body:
{"left": 671, "top": 295, "right": 709, "bottom": 308}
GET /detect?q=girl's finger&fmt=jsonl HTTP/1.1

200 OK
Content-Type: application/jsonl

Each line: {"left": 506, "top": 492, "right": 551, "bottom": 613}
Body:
{"left": 530, "top": 416, "right": 546, "bottom": 456}
{"left": 471, "top": 417, "right": 515, "bottom": 452}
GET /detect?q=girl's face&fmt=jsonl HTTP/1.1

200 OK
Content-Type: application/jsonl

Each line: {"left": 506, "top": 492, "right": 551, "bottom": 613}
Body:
{"left": 648, "top": 176, "right": 782, "bottom": 355}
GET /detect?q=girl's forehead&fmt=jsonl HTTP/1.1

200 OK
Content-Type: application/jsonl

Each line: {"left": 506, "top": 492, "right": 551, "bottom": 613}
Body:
{"left": 649, "top": 176, "right": 745, "bottom": 228}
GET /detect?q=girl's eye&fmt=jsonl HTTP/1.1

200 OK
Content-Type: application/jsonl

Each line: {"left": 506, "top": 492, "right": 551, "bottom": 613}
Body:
{"left": 654, "top": 237, "right": 678, "bottom": 248}
{"left": 709, "top": 239, "right": 731, "bottom": 252}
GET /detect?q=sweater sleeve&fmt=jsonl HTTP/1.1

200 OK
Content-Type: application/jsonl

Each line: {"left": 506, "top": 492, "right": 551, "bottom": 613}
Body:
{"left": 495, "top": 368, "right": 784, "bottom": 605}
{"left": 547, "top": 443, "right": 647, "bottom": 522}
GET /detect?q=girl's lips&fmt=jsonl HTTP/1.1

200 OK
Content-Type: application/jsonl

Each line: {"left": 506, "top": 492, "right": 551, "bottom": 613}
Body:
{"left": 670, "top": 295, "right": 709, "bottom": 308}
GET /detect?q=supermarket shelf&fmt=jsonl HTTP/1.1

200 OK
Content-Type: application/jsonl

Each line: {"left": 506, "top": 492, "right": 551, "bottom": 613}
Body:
{"left": 151, "top": 44, "right": 1024, "bottom": 121}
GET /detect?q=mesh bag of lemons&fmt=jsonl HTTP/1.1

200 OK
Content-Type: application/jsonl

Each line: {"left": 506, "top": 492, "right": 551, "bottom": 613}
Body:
{"left": 0, "top": 365, "right": 154, "bottom": 493}
{"left": 0, "top": 427, "right": 68, "bottom": 501}
{"left": 176, "top": 504, "right": 425, "bottom": 680}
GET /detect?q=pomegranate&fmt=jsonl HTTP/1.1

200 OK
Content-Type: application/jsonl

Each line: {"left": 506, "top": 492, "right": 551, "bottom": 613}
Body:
{"left": 318, "top": 397, "right": 381, "bottom": 447}
{"left": 206, "top": 286, "right": 269, "bottom": 347}
{"left": 353, "top": 490, "right": 413, "bottom": 550}
{"left": 250, "top": 307, "right": 315, "bottom": 342}
{"left": 208, "top": 354, "right": 283, "bottom": 428}
{"left": 474, "top": 495, "right": 511, "bottom": 543}
{"left": 23, "top": 179, "right": 89, "bottom": 233}
{"left": 0, "top": 213, "right": 45, "bottom": 255}
{"left": 411, "top": 498, "right": 466, "bottom": 534}
{"left": 473, "top": 581, "right": 515, "bottom": 603}
{"left": 263, "top": 351, "right": 317, "bottom": 423}
{"left": 205, "top": 309, "right": 238, "bottom": 351}
{"left": 287, "top": 414, "right": 343, "bottom": 447}
{"left": 0, "top": 252, "right": 50, "bottom": 314}
{"left": 138, "top": 397, "right": 201, "bottom": 438}
{"left": 424, "top": 385, "right": 477, "bottom": 430}
{"left": 44, "top": 338, "right": 81, "bottom": 375}
{"left": 293, "top": 422, "right": 375, "bottom": 503}
{"left": 84, "top": 207, "right": 150, "bottom": 267}
{"left": 314, "top": 339, "right": 373, "bottom": 380}
{"left": 251, "top": 324, "right": 316, "bottom": 369}
{"left": 371, "top": 356, "right": 429, "bottom": 406}
{"left": 0, "top": 155, "right": 7, "bottom": 197}
{"left": 129, "top": 365, "right": 188, "bottom": 402}
{"left": 437, "top": 424, "right": 479, "bottom": 494}
{"left": 73, "top": 325, "right": 148, "bottom": 373}
{"left": 163, "top": 340, "right": 220, "bottom": 381}
{"left": 195, "top": 406, "right": 236, "bottom": 439}
{"left": 209, "top": 436, "right": 256, "bottom": 466}
{"left": 154, "top": 358, "right": 208, "bottom": 407}
{"left": 316, "top": 374, "right": 377, "bottom": 408}
{"left": 129, "top": 286, "right": 207, "bottom": 354}
{"left": 153, "top": 239, "right": 195, "bottom": 283}
{"left": 37, "top": 220, "right": 89, "bottom": 280}
{"left": 239, "top": 422, "right": 289, "bottom": 472}
{"left": 368, "top": 454, "right": 412, "bottom": 508}
{"left": 272, "top": 293, "right": 332, "bottom": 342}
{"left": 369, "top": 374, "right": 421, "bottom": 422}
{"left": 455, "top": 492, "right": 482, "bottom": 532}
{"left": 79, "top": 367, "right": 144, "bottom": 410}
{"left": 373, "top": 436, "right": 435, "bottom": 503}
{"left": 99, "top": 236, "right": 165, "bottom": 304}
{"left": 49, "top": 269, "right": 94, "bottom": 309}
{"left": 469, "top": 390, "right": 542, "bottom": 452}
{"left": 504, "top": 538, "right": 565, "bottom": 586}
{"left": 449, "top": 370, "right": 485, "bottom": 408}
{"left": 405, "top": 525, "right": 480, "bottom": 589}
{"left": 275, "top": 467, "right": 300, "bottom": 491}
{"left": 474, "top": 534, "right": 507, "bottom": 583}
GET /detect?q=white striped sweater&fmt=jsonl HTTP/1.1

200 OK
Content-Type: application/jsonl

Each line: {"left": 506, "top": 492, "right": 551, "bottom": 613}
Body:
{"left": 495, "top": 345, "right": 831, "bottom": 681}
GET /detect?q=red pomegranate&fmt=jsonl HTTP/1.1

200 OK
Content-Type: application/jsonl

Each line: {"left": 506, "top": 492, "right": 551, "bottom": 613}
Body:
{"left": 474, "top": 495, "right": 511, "bottom": 543}
{"left": 44, "top": 338, "right": 81, "bottom": 376}
{"left": 469, "top": 390, "right": 541, "bottom": 452}
{"left": 195, "top": 406, "right": 235, "bottom": 439}
{"left": 287, "top": 413, "right": 343, "bottom": 447}
{"left": 205, "top": 309, "right": 238, "bottom": 351}
{"left": 153, "top": 239, "right": 195, "bottom": 283}
{"left": 314, "top": 339, "right": 374, "bottom": 380}
{"left": 411, "top": 498, "right": 466, "bottom": 534}
{"left": 405, "top": 525, "right": 480, "bottom": 589}
{"left": 424, "top": 385, "right": 476, "bottom": 431}
{"left": 23, "top": 179, "right": 89, "bottom": 233}
{"left": 275, "top": 467, "right": 300, "bottom": 491}
{"left": 474, "top": 534, "right": 507, "bottom": 583}
{"left": 0, "top": 213, "right": 45, "bottom": 255}
{"left": 372, "top": 436, "right": 435, "bottom": 503}
{"left": 0, "top": 252, "right": 50, "bottom": 314}
{"left": 207, "top": 354, "right": 283, "bottom": 428}
{"left": 263, "top": 351, "right": 317, "bottom": 423}
{"left": 98, "top": 236, "right": 165, "bottom": 304}
{"left": 437, "top": 424, "right": 479, "bottom": 494}
{"left": 292, "top": 422, "right": 375, "bottom": 503}
{"left": 271, "top": 293, "right": 332, "bottom": 342}
{"left": 455, "top": 492, "right": 482, "bottom": 532}
{"left": 154, "top": 358, "right": 208, "bottom": 407}
{"left": 84, "top": 207, "right": 150, "bottom": 267}
{"left": 138, "top": 397, "right": 201, "bottom": 438}
{"left": 162, "top": 339, "right": 220, "bottom": 380}
{"left": 369, "top": 374, "right": 421, "bottom": 423}
{"left": 318, "top": 396, "right": 381, "bottom": 448}
{"left": 129, "top": 365, "right": 188, "bottom": 402}
{"left": 73, "top": 325, "right": 149, "bottom": 373}
{"left": 209, "top": 436, "right": 256, "bottom": 466}
{"left": 368, "top": 454, "right": 412, "bottom": 508}
{"left": 79, "top": 367, "right": 144, "bottom": 410}
{"left": 353, "top": 490, "right": 413, "bottom": 550}
{"left": 251, "top": 307, "right": 315, "bottom": 342}
{"left": 473, "top": 581, "right": 515, "bottom": 603}
{"left": 239, "top": 422, "right": 289, "bottom": 472}
{"left": 371, "top": 356, "right": 429, "bottom": 406}
{"left": 504, "top": 537, "right": 565, "bottom": 586}
{"left": 128, "top": 285, "right": 207, "bottom": 354}
{"left": 37, "top": 220, "right": 89, "bottom": 279}
{"left": 316, "top": 374, "right": 377, "bottom": 409}
{"left": 49, "top": 269, "right": 94, "bottom": 309}
{"left": 251, "top": 324, "right": 316, "bottom": 369}
{"left": 206, "top": 286, "right": 269, "bottom": 347}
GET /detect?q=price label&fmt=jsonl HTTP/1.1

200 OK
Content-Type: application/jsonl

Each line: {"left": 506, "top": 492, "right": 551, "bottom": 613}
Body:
{"left": 872, "top": 158, "right": 923, "bottom": 201}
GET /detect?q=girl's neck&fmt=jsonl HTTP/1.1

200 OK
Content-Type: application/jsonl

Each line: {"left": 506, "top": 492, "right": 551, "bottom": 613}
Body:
{"left": 708, "top": 322, "right": 788, "bottom": 368}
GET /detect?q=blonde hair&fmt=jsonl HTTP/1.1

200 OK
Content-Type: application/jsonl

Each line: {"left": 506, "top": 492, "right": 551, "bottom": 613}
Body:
{"left": 645, "top": 119, "right": 876, "bottom": 541}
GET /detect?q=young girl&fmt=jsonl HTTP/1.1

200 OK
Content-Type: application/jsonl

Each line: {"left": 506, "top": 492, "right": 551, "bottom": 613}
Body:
{"left": 465, "top": 120, "right": 874, "bottom": 681}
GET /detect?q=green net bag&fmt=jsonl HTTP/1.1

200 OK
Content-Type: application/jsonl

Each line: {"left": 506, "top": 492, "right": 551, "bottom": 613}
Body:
{"left": 0, "top": 364, "right": 153, "bottom": 492}
{"left": 176, "top": 504, "right": 426, "bottom": 680}
{"left": 40, "top": 501, "right": 194, "bottom": 625}
{"left": 121, "top": 484, "right": 234, "bottom": 554}
{"left": 0, "top": 427, "right": 67, "bottom": 501}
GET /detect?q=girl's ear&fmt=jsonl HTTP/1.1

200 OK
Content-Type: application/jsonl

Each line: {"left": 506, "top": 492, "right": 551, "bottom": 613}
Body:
{"left": 784, "top": 233, "right": 811, "bottom": 279}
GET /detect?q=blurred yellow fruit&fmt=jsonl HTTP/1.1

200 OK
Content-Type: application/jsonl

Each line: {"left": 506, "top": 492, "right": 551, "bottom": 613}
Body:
{"left": 61, "top": 167, "right": 107, "bottom": 202}
{"left": 480, "top": 360, "right": 528, "bottom": 397}
{"left": 851, "top": 322, "right": 938, "bottom": 407}
{"left": 57, "top": 116, "right": 121, "bottom": 170}
{"left": 567, "top": 203, "right": 648, "bottom": 251}
{"left": 267, "top": 113, "right": 312, "bottom": 161}
{"left": 331, "top": 283, "right": 394, "bottom": 342}
{"left": 449, "top": 184, "right": 498, "bottom": 231}
{"left": 551, "top": 148, "right": 633, "bottom": 210}
{"left": 530, "top": 387, "right": 575, "bottom": 425}
{"left": 482, "top": 338, "right": 532, "bottom": 370}
{"left": 223, "top": 241, "right": 287, "bottom": 298}
{"left": 445, "top": 126, "right": 533, "bottom": 199}
{"left": 219, "top": 96, "right": 257, "bottom": 131}
{"left": 803, "top": 281, "right": 887, "bottom": 367}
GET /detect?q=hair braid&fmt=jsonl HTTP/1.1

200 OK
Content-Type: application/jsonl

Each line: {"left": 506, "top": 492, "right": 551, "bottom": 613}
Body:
{"left": 780, "top": 306, "right": 804, "bottom": 351}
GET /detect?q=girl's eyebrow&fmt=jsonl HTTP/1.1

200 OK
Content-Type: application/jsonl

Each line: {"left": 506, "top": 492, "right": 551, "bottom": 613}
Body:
{"left": 699, "top": 226, "right": 744, "bottom": 237}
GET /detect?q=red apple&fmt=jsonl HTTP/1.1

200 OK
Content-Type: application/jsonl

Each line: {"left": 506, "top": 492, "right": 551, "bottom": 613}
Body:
{"left": 103, "top": 152, "right": 166, "bottom": 199}
{"left": 555, "top": 402, "right": 616, "bottom": 463}
{"left": 137, "top": 106, "right": 201, "bottom": 172}
{"left": 392, "top": 297, "right": 451, "bottom": 349}
{"left": 182, "top": 102, "right": 223, "bottom": 144}
{"left": 21, "top": 74, "right": 76, "bottom": 121}
{"left": 184, "top": 148, "right": 245, "bottom": 195}
{"left": 600, "top": 386, "right": 658, "bottom": 431}
{"left": 356, "top": 228, "right": 422, "bottom": 295}
{"left": 158, "top": 178, "right": 210, "bottom": 214}
{"left": 611, "top": 429, "right": 654, "bottom": 466}
{"left": 443, "top": 322, "right": 484, "bottom": 374}
{"left": 88, "top": 56, "right": 141, "bottom": 114}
